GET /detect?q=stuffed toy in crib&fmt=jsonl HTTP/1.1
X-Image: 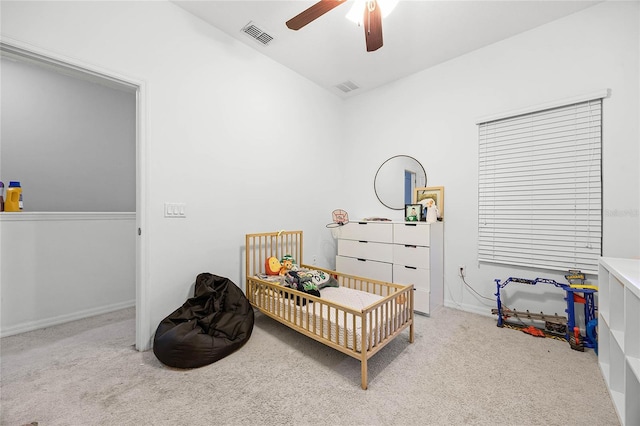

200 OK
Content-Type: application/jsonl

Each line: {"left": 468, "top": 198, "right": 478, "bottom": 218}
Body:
{"left": 265, "top": 254, "right": 299, "bottom": 276}
{"left": 265, "top": 257, "right": 282, "bottom": 276}
{"left": 279, "top": 254, "right": 298, "bottom": 275}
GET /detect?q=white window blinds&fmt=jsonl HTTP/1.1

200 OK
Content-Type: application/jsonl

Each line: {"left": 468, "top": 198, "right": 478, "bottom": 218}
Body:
{"left": 478, "top": 98, "right": 602, "bottom": 274}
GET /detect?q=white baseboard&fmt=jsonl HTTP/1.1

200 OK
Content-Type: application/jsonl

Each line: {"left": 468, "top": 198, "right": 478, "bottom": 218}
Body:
{"left": 0, "top": 300, "right": 135, "bottom": 338}
{"left": 444, "top": 299, "right": 496, "bottom": 319}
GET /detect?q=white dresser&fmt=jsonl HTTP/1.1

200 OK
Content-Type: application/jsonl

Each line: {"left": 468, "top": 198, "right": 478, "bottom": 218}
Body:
{"left": 598, "top": 257, "right": 640, "bottom": 426}
{"left": 335, "top": 220, "right": 444, "bottom": 315}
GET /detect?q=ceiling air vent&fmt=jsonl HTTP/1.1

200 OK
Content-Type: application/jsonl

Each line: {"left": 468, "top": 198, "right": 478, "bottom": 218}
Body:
{"left": 241, "top": 22, "right": 274, "bottom": 46}
{"left": 335, "top": 80, "right": 360, "bottom": 93}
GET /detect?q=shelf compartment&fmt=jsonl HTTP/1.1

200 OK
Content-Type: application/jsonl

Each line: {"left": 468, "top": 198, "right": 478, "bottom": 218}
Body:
{"left": 628, "top": 356, "right": 640, "bottom": 382}
{"left": 625, "top": 287, "right": 640, "bottom": 360}
{"left": 610, "top": 337, "right": 626, "bottom": 422}
{"left": 625, "top": 361, "right": 640, "bottom": 426}
{"left": 610, "top": 337, "right": 625, "bottom": 393}
{"left": 598, "top": 323, "right": 611, "bottom": 384}
{"left": 609, "top": 273, "right": 625, "bottom": 338}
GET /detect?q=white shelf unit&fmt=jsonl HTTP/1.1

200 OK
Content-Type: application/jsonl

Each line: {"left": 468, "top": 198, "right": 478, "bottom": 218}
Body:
{"left": 598, "top": 257, "right": 640, "bottom": 426}
{"left": 335, "top": 221, "right": 443, "bottom": 315}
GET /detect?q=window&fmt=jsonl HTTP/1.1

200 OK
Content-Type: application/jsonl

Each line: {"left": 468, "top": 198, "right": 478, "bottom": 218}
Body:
{"left": 478, "top": 95, "right": 603, "bottom": 274}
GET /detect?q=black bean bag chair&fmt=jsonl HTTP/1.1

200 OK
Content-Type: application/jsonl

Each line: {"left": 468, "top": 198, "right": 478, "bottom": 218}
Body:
{"left": 153, "top": 273, "right": 254, "bottom": 368}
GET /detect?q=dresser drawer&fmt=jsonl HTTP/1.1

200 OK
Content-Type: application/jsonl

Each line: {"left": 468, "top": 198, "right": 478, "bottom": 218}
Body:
{"left": 393, "top": 223, "right": 430, "bottom": 246}
{"left": 414, "top": 289, "right": 431, "bottom": 315}
{"left": 336, "top": 255, "right": 392, "bottom": 282}
{"left": 338, "top": 239, "right": 393, "bottom": 263}
{"left": 337, "top": 222, "right": 392, "bottom": 243}
{"left": 393, "top": 244, "right": 430, "bottom": 268}
{"left": 393, "top": 264, "right": 430, "bottom": 292}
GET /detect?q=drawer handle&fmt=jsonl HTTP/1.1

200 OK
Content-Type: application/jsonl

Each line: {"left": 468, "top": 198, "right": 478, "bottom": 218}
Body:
{"left": 357, "top": 258, "right": 367, "bottom": 262}
{"left": 404, "top": 223, "right": 417, "bottom": 227}
{"left": 404, "top": 266, "right": 417, "bottom": 270}
{"left": 358, "top": 240, "right": 368, "bottom": 243}
{"left": 357, "top": 222, "right": 368, "bottom": 225}
{"left": 404, "top": 245, "right": 417, "bottom": 248}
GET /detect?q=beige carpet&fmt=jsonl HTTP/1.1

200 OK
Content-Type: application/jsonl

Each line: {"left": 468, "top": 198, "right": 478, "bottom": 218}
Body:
{"left": 1, "top": 306, "right": 619, "bottom": 425}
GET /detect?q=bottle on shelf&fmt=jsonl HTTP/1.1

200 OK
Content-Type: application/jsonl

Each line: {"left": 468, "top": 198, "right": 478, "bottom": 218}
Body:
{"left": 0, "top": 181, "right": 4, "bottom": 211}
{"left": 5, "top": 181, "right": 23, "bottom": 212}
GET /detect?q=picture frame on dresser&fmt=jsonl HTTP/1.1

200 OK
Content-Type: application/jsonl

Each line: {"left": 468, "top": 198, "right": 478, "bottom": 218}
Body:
{"left": 414, "top": 186, "right": 444, "bottom": 219}
{"left": 405, "top": 204, "right": 422, "bottom": 222}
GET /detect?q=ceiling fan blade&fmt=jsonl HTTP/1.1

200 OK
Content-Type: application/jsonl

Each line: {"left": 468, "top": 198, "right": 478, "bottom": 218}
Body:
{"left": 364, "top": 0, "right": 383, "bottom": 52}
{"left": 286, "top": 0, "right": 346, "bottom": 30}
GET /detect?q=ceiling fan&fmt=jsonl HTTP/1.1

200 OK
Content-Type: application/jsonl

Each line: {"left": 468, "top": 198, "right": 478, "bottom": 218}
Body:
{"left": 286, "top": 0, "right": 397, "bottom": 52}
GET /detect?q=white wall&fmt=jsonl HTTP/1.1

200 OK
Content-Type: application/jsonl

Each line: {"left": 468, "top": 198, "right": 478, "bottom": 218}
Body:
{"left": 342, "top": 1, "right": 640, "bottom": 318}
{"left": 0, "top": 213, "right": 135, "bottom": 337}
{"left": 0, "top": 0, "right": 345, "bottom": 349}
{"left": 1, "top": 56, "right": 136, "bottom": 212}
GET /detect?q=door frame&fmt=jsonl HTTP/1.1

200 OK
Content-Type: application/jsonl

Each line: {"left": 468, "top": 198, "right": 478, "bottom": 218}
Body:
{"left": 0, "top": 39, "right": 150, "bottom": 350}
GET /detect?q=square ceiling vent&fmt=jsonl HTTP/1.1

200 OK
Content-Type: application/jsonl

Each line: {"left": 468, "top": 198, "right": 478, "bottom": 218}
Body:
{"left": 241, "top": 22, "right": 274, "bottom": 46}
{"left": 335, "top": 80, "right": 360, "bottom": 93}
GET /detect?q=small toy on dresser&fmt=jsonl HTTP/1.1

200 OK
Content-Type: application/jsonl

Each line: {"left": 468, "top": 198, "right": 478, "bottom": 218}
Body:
{"left": 420, "top": 198, "right": 440, "bottom": 223}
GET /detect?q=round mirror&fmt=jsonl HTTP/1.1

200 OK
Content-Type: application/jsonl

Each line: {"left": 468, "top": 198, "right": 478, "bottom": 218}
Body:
{"left": 374, "top": 155, "right": 427, "bottom": 210}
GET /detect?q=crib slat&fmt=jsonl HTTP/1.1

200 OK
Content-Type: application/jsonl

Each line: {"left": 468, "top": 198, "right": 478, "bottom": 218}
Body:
{"left": 341, "top": 310, "right": 346, "bottom": 348}
{"left": 352, "top": 314, "right": 356, "bottom": 351}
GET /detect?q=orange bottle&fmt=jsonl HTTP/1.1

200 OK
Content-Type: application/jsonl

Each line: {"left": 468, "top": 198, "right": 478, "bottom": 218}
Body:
{"left": 5, "top": 181, "right": 22, "bottom": 212}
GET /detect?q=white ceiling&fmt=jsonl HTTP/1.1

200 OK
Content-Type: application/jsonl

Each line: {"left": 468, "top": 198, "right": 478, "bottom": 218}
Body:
{"left": 172, "top": 0, "right": 600, "bottom": 99}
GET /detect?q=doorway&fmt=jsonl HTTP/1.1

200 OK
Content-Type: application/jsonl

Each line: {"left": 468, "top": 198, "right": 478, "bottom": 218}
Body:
{"left": 404, "top": 170, "right": 416, "bottom": 205}
{"left": 0, "top": 41, "right": 147, "bottom": 349}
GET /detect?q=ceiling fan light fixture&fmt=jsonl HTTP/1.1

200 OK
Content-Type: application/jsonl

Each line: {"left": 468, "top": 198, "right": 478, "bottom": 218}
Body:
{"left": 345, "top": 0, "right": 398, "bottom": 25}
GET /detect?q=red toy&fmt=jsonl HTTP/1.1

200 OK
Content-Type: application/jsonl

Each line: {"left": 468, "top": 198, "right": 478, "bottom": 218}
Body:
{"left": 522, "top": 325, "right": 545, "bottom": 338}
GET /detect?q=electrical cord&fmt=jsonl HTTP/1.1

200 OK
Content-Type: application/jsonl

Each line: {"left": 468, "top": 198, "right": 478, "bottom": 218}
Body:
{"left": 459, "top": 271, "right": 530, "bottom": 327}
{"left": 459, "top": 271, "right": 494, "bottom": 305}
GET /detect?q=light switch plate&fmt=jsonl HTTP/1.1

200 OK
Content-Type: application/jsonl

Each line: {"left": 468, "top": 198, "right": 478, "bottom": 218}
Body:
{"left": 164, "top": 202, "right": 186, "bottom": 218}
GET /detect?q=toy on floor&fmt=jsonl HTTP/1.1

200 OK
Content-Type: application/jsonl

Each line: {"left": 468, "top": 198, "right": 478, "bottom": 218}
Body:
{"left": 493, "top": 270, "right": 598, "bottom": 351}
{"left": 522, "top": 325, "right": 546, "bottom": 337}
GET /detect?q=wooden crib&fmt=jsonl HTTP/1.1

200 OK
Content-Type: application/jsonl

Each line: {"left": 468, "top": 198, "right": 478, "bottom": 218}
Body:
{"left": 245, "top": 230, "right": 414, "bottom": 389}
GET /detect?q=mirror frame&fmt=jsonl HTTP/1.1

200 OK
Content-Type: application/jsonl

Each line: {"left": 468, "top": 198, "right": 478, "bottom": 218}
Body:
{"left": 374, "top": 155, "right": 427, "bottom": 210}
